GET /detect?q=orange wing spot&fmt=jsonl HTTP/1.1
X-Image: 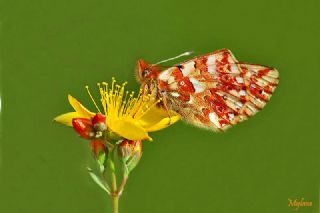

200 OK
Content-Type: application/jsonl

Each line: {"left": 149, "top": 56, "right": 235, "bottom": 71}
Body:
{"left": 202, "top": 105, "right": 230, "bottom": 127}
{"left": 204, "top": 95, "right": 228, "bottom": 117}
{"left": 209, "top": 89, "right": 226, "bottom": 103}
{"left": 220, "top": 73, "right": 236, "bottom": 83}
{"left": 257, "top": 68, "right": 271, "bottom": 77}
{"left": 249, "top": 83, "right": 268, "bottom": 101}
{"left": 263, "top": 85, "right": 273, "bottom": 94}
{"left": 209, "top": 88, "right": 218, "bottom": 94}
{"left": 195, "top": 58, "right": 208, "bottom": 73}
{"left": 158, "top": 80, "right": 169, "bottom": 90}
{"left": 195, "top": 113, "right": 210, "bottom": 124}
{"left": 172, "top": 67, "right": 183, "bottom": 81}
{"left": 239, "top": 65, "right": 248, "bottom": 74}
{"left": 219, "top": 119, "right": 230, "bottom": 126}
{"left": 221, "top": 52, "right": 229, "bottom": 64}
{"left": 178, "top": 93, "right": 190, "bottom": 102}
{"left": 177, "top": 77, "right": 195, "bottom": 94}
{"left": 202, "top": 108, "right": 210, "bottom": 116}
{"left": 240, "top": 96, "right": 247, "bottom": 103}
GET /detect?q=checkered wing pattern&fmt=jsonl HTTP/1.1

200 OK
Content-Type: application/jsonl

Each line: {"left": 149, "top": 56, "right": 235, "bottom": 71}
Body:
{"left": 157, "top": 49, "right": 279, "bottom": 131}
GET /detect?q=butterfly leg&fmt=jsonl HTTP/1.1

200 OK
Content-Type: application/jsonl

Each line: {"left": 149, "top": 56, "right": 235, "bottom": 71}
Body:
{"left": 140, "top": 82, "right": 149, "bottom": 101}
{"left": 159, "top": 91, "right": 172, "bottom": 125}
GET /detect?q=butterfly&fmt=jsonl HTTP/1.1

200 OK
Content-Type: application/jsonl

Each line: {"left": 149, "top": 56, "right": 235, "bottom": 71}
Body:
{"left": 135, "top": 49, "right": 279, "bottom": 131}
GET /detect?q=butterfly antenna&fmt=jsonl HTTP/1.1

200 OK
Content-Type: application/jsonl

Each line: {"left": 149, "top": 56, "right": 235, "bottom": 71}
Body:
{"left": 154, "top": 51, "right": 193, "bottom": 65}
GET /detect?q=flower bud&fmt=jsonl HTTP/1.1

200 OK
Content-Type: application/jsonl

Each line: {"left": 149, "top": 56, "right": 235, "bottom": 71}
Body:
{"left": 90, "top": 140, "right": 107, "bottom": 158}
{"left": 90, "top": 140, "right": 108, "bottom": 169}
{"left": 92, "top": 113, "right": 106, "bottom": 131}
{"left": 72, "top": 118, "right": 94, "bottom": 139}
{"left": 118, "top": 139, "right": 142, "bottom": 174}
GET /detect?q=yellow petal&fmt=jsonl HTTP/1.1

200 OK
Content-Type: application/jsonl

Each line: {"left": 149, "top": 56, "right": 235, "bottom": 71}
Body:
{"left": 139, "top": 106, "right": 180, "bottom": 131}
{"left": 53, "top": 112, "right": 80, "bottom": 126}
{"left": 68, "top": 94, "right": 95, "bottom": 119}
{"left": 109, "top": 119, "right": 152, "bottom": 141}
{"left": 144, "top": 115, "right": 180, "bottom": 132}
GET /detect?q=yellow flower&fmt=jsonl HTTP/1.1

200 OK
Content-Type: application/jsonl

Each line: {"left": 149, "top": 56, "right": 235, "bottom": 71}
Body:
{"left": 54, "top": 78, "right": 180, "bottom": 141}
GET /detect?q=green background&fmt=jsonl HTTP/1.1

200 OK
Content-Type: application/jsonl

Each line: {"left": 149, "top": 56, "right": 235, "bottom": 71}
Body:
{"left": 1, "top": 0, "right": 319, "bottom": 212}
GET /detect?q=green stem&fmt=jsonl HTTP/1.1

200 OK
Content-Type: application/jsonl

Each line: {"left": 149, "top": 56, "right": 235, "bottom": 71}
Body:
{"left": 112, "top": 192, "right": 119, "bottom": 213}
{"left": 111, "top": 172, "right": 118, "bottom": 213}
{"left": 109, "top": 150, "right": 119, "bottom": 213}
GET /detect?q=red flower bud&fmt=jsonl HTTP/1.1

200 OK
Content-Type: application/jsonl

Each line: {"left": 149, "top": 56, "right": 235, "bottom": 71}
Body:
{"left": 118, "top": 139, "right": 134, "bottom": 158}
{"left": 90, "top": 140, "right": 107, "bottom": 158}
{"left": 118, "top": 139, "right": 142, "bottom": 174}
{"left": 92, "top": 113, "right": 106, "bottom": 125}
{"left": 72, "top": 118, "right": 94, "bottom": 139}
{"left": 92, "top": 113, "right": 107, "bottom": 131}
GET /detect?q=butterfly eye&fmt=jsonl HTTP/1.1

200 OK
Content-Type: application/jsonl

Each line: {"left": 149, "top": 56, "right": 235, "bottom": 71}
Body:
{"left": 142, "top": 69, "right": 150, "bottom": 77}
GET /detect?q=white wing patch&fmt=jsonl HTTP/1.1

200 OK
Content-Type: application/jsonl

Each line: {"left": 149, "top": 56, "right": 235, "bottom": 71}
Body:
{"left": 189, "top": 78, "right": 205, "bottom": 93}
{"left": 181, "top": 61, "right": 195, "bottom": 77}
{"left": 209, "top": 112, "right": 221, "bottom": 128}
{"left": 231, "top": 64, "right": 241, "bottom": 74}
{"left": 170, "top": 92, "right": 180, "bottom": 97}
{"left": 207, "top": 55, "right": 217, "bottom": 65}
{"left": 236, "top": 76, "right": 244, "bottom": 84}
{"left": 158, "top": 69, "right": 173, "bottom": 81}
{"left": 207, "top": 55, "right": 217, "bottom": 74}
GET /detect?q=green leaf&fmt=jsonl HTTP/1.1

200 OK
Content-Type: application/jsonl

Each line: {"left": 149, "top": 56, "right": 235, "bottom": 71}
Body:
{"left": 87, "top": 167, "right": 110, "bottom": 194}
{"left": 122, "top": 163, "right": 130, "bottom": 177}
{"left": 97, "top": 152, "right": 106, "bottom": 172}
{"left": 126, "top": 152, "right": 141, "bottom": 174}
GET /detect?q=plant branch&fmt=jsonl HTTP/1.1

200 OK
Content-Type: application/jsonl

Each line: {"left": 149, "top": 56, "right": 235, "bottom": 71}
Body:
{"left": 117, "top": 176, "right": 128, "bottom": 196}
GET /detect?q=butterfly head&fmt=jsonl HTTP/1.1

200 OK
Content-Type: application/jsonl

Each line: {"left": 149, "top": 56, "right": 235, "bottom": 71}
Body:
{"left": 135, "top": 59, "right": 160, "bottom": 83}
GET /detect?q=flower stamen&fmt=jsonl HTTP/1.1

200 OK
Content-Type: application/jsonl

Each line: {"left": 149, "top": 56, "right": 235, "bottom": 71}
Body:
{"left": 86, "top": 85, "right": 101, "bottom": 113}
{"left": 95, "top": 79, "right": 162, "bottom": 125}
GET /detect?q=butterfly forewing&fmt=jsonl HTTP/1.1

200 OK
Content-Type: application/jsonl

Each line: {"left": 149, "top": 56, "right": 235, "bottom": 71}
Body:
{"left": 156, "top": 49, "right": 279, "bottom": 131}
